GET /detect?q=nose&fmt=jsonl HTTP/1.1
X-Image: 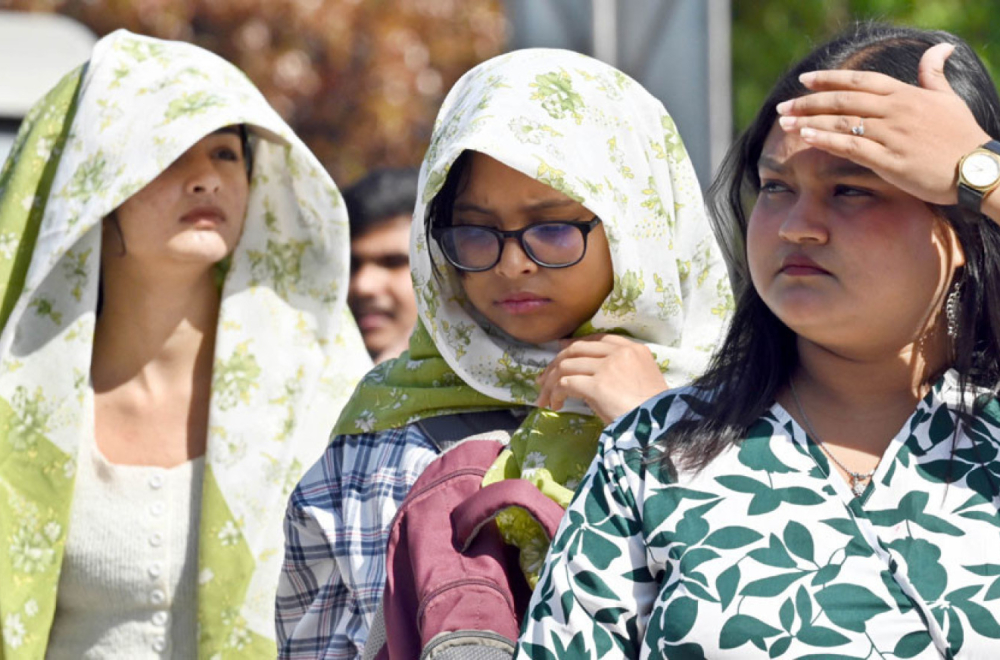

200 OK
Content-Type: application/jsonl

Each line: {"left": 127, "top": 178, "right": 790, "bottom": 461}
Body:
{"left": 777, "top": 195, "right": 829, "bottom": 245}
{"left": 184, "top": 154, "right": 223, "bottom": 195}
{"left": 493, "top": 236, "right": 537, "bottom": 278}
{"left": 350, "top": 262, "right": 386, "bottom": 300}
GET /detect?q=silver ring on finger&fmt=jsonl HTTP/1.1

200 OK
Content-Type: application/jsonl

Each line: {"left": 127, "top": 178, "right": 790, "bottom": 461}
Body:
{"left": 851, "top": 117, "right": 865, "bottom": 137}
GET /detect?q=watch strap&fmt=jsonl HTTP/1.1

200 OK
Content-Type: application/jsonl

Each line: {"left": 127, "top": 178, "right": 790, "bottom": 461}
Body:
{"left": 958, "top": 139, "right": 1000, "bottom": 213}
{"left": 983, "top": 139, "right": 1000, "bottom": 156}
{"left": 958, "top": 181, "right": 983, "bottom": 212}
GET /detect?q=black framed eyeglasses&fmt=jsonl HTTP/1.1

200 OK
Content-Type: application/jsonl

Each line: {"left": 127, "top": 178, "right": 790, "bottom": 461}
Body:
{"left": 431, "top": 217, "right": 602, "bottom": 272}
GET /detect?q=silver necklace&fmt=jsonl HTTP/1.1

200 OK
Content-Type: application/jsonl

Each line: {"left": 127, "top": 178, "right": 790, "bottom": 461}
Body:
{"left": 788, "top": 379, "right": 876, "bottom": 498}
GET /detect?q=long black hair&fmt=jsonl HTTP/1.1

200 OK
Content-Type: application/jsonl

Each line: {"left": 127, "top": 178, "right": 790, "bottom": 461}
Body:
{"left": 660, "top": 23, "right": 1000, "bottom": 471}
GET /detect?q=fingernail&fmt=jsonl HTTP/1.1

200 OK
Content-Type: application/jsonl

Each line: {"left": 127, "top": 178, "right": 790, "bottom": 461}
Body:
{"left": 799, "top": 71, "right": 817, "bottom": 85}
{"left": 776, "top": 100, "right": 792, "bottom": 115}
{"left": 800, "top": 127, "right": 817, "bottom": 141}
{"left": 778, "top": 115, "right": 796, "bottom": 130}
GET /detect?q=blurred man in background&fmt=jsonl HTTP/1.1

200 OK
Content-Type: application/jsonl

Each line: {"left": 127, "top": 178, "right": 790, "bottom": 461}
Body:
{"left": 345, "top": 167, "right": 420, "bottom": 363}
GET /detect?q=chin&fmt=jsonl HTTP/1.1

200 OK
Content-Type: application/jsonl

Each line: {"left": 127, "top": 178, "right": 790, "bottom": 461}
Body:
{"left": 174, "top": 252, "right": 233, "bottom": 266}
{"left": 480, "top": 310, "right": 571, "bottom": 345}
{"left": 170, "top": 242, "right": 237, "bottom": 265}
{"left": 499, "top": 326, "right": 564, "bottom": 346}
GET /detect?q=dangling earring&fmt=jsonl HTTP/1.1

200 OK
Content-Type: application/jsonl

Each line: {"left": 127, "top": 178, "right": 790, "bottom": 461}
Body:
{"left": 946, "top": 280, "right": 962, "bottom": 340}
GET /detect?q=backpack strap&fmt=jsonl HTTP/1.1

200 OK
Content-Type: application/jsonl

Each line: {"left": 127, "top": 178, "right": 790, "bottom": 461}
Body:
{"left": 363, "top": 410, "right": 524, "bottom": 660}
{"left": 361, "top": 598, "right": 387, "bottom": 660}
{"left": 415, "top": 410, "right": 523, "bottom": 452}
{"left": 451, "top": 480, "right": 566, "bottom": 552}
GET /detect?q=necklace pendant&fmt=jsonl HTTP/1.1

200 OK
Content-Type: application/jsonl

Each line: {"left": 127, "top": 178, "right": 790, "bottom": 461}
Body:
{"left": 851, "top": 478, "right": 866, "bottom": 498}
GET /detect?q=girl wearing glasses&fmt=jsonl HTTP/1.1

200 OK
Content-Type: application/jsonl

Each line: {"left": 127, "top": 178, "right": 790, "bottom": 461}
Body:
{"left": 276, "top": 48, "right": 732, "bottom": 656}
{"left": 518, "top": 24, "right": 1000, "bottom": 658}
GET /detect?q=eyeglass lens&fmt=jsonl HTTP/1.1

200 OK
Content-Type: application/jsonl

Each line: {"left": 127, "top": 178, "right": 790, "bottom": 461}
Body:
{"left": 443, "top": 223, "right": 587, "bottom": 269}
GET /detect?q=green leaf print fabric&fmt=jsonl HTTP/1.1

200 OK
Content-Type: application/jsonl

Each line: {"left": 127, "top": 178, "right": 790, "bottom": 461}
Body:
{"left": 0, "top": 30, "right": 371, "bottom": 658}
{"left": 332, "top": 48, "right": 733, "bottom": 584}
{"left": 517, "top": 372, "right": 1000, "bottom": 658}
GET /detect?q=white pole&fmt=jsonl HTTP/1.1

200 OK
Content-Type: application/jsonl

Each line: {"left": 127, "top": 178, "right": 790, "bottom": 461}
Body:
{"left": 707, "top": 0, "right": 732, "bottom": 177}
{"left": 592, "top": 0, "right": 617, "bottom": 66}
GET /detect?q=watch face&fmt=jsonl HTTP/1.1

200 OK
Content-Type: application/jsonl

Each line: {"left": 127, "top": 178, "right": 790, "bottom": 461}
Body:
{"left": 962, "top": 152, "right": 1000, "bottom": 188}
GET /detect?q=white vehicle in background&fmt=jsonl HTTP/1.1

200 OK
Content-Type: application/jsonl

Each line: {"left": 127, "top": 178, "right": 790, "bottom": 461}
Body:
{"left": 0, "top": 11, "right": 96, "bottom": 163}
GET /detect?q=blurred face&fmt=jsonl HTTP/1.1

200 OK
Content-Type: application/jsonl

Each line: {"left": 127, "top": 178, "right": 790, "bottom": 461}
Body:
{"left": 747, "top": 123, "right": 965, "bottom": 358}
{"left": 450, "top": 152, "right": 614, "bottom": 345}
{"left": 348, "top": 216, "right": 417, "bottom": 362}
{"left": 107, "top": 129, "right": 249, "bottom": 266}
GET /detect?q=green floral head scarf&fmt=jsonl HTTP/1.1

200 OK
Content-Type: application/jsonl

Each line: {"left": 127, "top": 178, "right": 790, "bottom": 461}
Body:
{"left": 0, "top": 30, "right": 371, "bottom": 658}
{"left": 334, "top": 48, "right": 732, "bottom": 582}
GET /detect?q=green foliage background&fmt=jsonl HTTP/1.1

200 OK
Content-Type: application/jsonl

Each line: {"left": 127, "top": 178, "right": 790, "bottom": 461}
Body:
{"left": 732, "top": 1, "right": 1000, "bottom": 132}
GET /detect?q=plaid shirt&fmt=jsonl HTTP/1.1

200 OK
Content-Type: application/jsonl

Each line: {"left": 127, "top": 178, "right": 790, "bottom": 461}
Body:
{"left": 275, "top": 424, "right": 439, "bottom": 659}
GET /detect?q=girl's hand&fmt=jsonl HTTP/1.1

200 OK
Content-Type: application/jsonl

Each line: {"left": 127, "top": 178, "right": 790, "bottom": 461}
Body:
{"left": 775, "top": 43, "right": 991, "bottom": 208}
{"left": 536, "top": 334, "right": 668, "bottom": 424}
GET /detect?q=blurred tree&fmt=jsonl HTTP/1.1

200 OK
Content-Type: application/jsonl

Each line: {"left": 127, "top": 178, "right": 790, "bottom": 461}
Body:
{"left": 732, "top": 0, "right": 1000, "bottom": 133}
{"left": 0, "top": 0, "right": 506, "bottom": 184}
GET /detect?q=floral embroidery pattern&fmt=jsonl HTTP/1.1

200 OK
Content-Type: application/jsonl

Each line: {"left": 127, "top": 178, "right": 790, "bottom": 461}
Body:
{"left": 162, "top": 90, "right": 226, "bottom": 123}
{"left": 602, "top": 271, "right": 645, "bottom": 317}
{"left": 212, "top": 343, "right": 262, "bottom": 410}
{"left": 530, "top": 70, "right": 586, "bottom": 123}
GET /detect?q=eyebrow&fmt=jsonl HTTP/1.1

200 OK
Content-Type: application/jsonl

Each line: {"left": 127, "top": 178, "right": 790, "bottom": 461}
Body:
{"left": 757, "top": 154, "right": 877, "bottom": 178}
{"left": 453, "top": 199, "right": 579, "bottom": 215}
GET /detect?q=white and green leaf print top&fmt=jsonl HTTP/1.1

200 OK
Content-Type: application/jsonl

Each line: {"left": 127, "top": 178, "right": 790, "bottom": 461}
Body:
{"left": 518, "top": 371, "right": 1000, "bottom": 659}
{"left": 0, "top": 30, "right": 371, "bottom": 658}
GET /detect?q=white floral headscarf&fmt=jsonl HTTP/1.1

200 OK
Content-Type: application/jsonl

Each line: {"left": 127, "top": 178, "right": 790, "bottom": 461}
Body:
{"left": 0, "top": 30, "right": 370, "bottom": 658}
{"left": 414, "top": 48, "right": 732, "bottom": 408}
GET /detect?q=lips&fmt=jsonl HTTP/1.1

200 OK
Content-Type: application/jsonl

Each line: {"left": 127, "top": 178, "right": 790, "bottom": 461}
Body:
{"left": 496, "top": 292, "right": 551, "bottom": 314}
{"left": 181, "top": 205, "right": 226, "bottom": 226}
{"left": 779, "top": 254, "right": 830, "bottom": 276}
{"left": 354, "top": 309, "right": 393, "bottom": 331}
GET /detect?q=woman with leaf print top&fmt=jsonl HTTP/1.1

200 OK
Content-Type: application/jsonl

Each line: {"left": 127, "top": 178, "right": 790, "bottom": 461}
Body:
{"left": 517, "top": 23, "right": 1000, "bottom": 659}
{"left": 0, "top": 31, "right": 370, "bottom": 658}
{"left": 275, "top": 48, "right": 732, "bottom": 658}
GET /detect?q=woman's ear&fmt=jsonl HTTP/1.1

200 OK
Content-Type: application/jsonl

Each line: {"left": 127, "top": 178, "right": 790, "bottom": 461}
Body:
{"left": 936, "top": 217, "right": 966, "bottom": 272}
{"left": 101, "top": 211, "right": 127, "bottom": 257}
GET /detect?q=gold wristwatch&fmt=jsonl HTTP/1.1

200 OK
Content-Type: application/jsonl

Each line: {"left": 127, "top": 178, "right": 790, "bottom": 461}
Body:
{"left": 957, "top": 140, "right": 1000, "bottom": 212}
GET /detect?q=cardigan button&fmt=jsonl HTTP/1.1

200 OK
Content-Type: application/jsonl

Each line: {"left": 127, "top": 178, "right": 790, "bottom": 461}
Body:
{"left": 148, "top": 562, "right": 163, "bottom": 579}
{"left": 152, "top": 611, "right": 168, "bottom": 626}
{"left": 150, "top": 589, "right": 166, "bottom": 605}
{"left": 149, "top": 532, "right": 163, "bottom": 548}
{"left": 148, "top": 474, "right": 164, "bottom": 489}
{"left": 152, "top": 636, "right": 167, "bottom": 653}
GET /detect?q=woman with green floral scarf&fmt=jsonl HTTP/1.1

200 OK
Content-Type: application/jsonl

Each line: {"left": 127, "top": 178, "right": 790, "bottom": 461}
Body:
{"left": 276, "top": 48, "right": 732, "bottom": 658}
{"left": 0, "top": 31, "right": 370, "bottom": 658}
